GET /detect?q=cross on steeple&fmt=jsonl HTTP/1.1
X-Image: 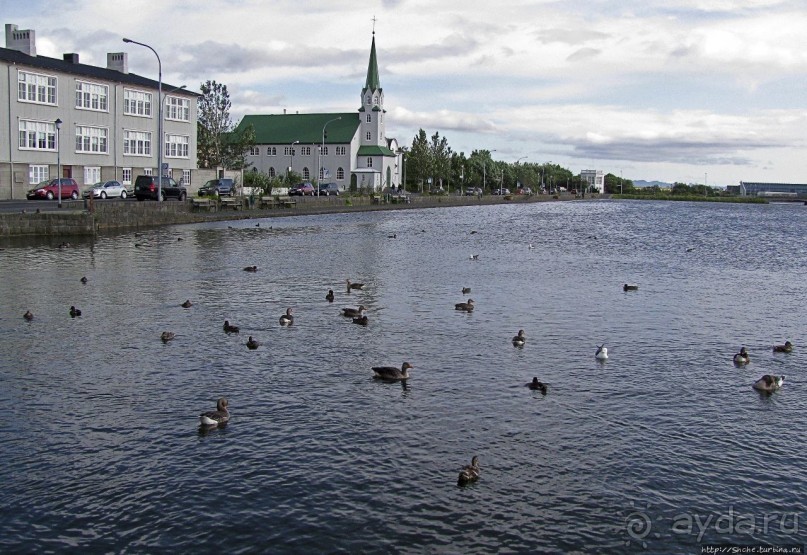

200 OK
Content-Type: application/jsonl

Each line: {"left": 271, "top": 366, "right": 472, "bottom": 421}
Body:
{"left": 372, "top": 16, "right": 377, "bottom": 35}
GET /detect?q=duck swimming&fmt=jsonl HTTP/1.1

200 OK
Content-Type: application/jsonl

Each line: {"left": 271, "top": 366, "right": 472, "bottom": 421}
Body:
{"left": 773, "top": 341, "right": 793, "bottom": 353}
{"left": 161, "top": 331, "right": 175, "bottom": 343}
{"left": 243, "top": 265, "right": 258, "bottom": 272}
{"left": 733, "top": 347, "right": 750, "bottom": 365}
{"left": 23, "top": 310, "right": 33, "bottom": 321}
{"left": 352, "top": 315, "right": 369, "bottom": 326}
{"left": 342, "top": 305, "right": 366, "bottom": 318}
{"left": 526, "top": 377, "right": 547, "bottom": 394}
{"left": 181, "top": 299, "right": 193, "bottom": 308}
{"left": 199, "top": 398, "right": 230, "bottom": 427}
{"left": 455, "top": 299, "right": 474, "bottom": 312}
{"left": 372, "top": 362, "right": 413, "bottom": 380}
{"left": 457, "top": 456, "right": 480, "bottom": 486}
{"left": 80, "top": 276, "right": 88, "bottom": 284}
{"left": 595, "top": 344, "right": 608, "bottom": 360}
{"left": 279, "top": 308, "right": 294, "bottom": 326}
{"left": 346, "top": 279, "right": 364, "bottom": 291}
{"left": 623, "top": 283, "right": 639, "bottom": 291}
{"left": 69, "top": 306, "right": 82, "bottom": 318}
{"left": 246, "top": 336, "right": 259, "bottom": 350}
{"left": 325, "top": 289, "right": 335, "bottom": 302}
{"left": 512, "top": 329, "right": 526, "bottom": 347}
{"left": 223, "top": 320, "right": 240, "bottom": 333}
{"left": 461, "top": 287, "right": 471, "bottom": 294}
{"left": 752, "top": 375, "right": 784, "bottom": 393}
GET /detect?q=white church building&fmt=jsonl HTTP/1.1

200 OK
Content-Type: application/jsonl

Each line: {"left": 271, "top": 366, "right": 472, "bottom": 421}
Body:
{"left": 236, "top": 33, "right": 402, "bottom": 192}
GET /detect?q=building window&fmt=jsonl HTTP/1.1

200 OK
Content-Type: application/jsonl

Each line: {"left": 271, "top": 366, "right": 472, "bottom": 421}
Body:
{"left": 75, "top": 81, "right": 109, "bottom": 112}
{"left": 182, "top": 169, "right": 191, "bottom": 185}
{"left": 144, "top": 167, "right": 153, "bottom": 176}
{"left": 366, "top": 132, "right": 371, "bottom": 141}
{"left": 367, "top": 157, "right": 373, "bottom": 168}
{"left": 18, "top": 71, "right": 57, "bottom": 105}
{"left": 337, "top": 167, "right": 345, "bottom": 180}
{"left": 249, "top": 146, "right": 260, "bottom": 156}
{"left": 303, "top": 168, "right": 310, "bottom": 180}
{"left": 373, "top": 95, "right": 378, "bottom": 105}
{"left": 29, "top": 165, "right": 49, "bottom": 184}
{"left": 267, "top": 146, "right": 276, "bottom": 156}
{"left": 84, "top": 166, "right": 101, "bottom": 185}
{"left": 19, "top": 120, "right": 56, "bottom": 151}
{"left": 123, "top": 89, "right": 152, "bottom": 117}
{"left": 301, "top": 146, "right": 311, "bottom": 156}
{"left": 366, "top": 114, "right": 371, "bottom": 123}
{"left": 75, "top": 126, "right": 109, "bottom": 154}
{"left": 366, "top": 95, "right": 371, "bottom": 104}
{"left": 122, "top": 168, "right": 132, "bottom": 185}
{"left": 268, "top": 167, "right": 276, "bottom": 178}
{"left": 284, "top": 146, "right": 296, "bottom": 156}
{"left": 165, "top": 96, "right": 190, "bottom": 121}
{"left": 165, "top": 134, "right": 189, "bottom": 158}
{"left": 123, "top": 130, "right": 152, "bottom": 156}
{"left": 336, "top": 146, "right": 346, "bottom": 156}
{"left": 321, "top": 146, "right": 328, "bottom": 156}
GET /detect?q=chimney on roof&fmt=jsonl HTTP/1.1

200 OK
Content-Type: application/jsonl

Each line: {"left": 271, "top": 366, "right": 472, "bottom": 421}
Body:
{"left": 107, "top": 52, "right": 128, "bottom": 74}
{"left": 63, "top": 53, "right": 79, "bottom": 64}
{"left": 5, "top": 23, "right": 36, "bottom": 56}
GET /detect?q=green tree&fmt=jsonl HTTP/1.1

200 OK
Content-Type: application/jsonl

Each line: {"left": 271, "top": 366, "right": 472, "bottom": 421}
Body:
{"left": 198, "top": 80, "right": 235, "bottom": 169}
{"left": 221, "top": 123, "right": 256, "bottom": 171}
{"left": 430, "top": 131, "right": 452, "bottom": 191}
{"left": 408, "top": 129, "right": 432, "bottom": 192}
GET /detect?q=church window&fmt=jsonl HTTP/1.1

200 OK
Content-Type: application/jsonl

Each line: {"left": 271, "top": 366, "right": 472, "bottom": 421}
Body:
{"left": 303, "top": 168, "right": 310, "bottom": 179}
{"left": 268, "top": 167, "right": 276, "bottom": 178}
{"left": 366, "top": 114, "right": 371, "bottom": 123}
{"left": 367, "top": 157, "right": 373, "bottom": 168}
{"left": 337, "top": 167, "right": 345, "bottom": 180}
{"left": 366, "top": 95, "right": 370, "bottom": 104}
{"left": 366, "top": 132, "right": 371, "bottom": 141}
{"left": 373, "top": 96, "right": 378, "bottom": 105}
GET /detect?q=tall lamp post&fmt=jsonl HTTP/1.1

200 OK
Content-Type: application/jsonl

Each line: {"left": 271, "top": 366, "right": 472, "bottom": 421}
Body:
{"left": 320, "top": 117, "right": 341, "bottom": 189}
{"left": 55, "top": 118, "right": 62, "bottom": 207}
{"left": 288, "top": 140, "right": 299, "bottom": 180}
{"left": 123, "top": 37, "right": 163, "bottom": 201}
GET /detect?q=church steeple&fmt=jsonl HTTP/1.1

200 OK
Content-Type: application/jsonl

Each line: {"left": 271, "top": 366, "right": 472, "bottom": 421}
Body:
{"left": 364, "top": 34, "right": 380, "bottom": 91}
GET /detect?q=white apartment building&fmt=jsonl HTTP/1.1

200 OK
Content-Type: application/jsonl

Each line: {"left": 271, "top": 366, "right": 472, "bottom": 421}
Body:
{"left": 580, "top": 169, "right": 604, "bottom": 193}
{"left": 1, "top": 23, "right": 198, "bottom": 199}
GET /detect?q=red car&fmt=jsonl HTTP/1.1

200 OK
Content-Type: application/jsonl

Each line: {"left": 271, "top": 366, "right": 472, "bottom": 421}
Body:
{"left": 27, "top": 178, "right": 80, "bottom": 200}
{"left": 289, "top": 183, "right": 315, "bottom": 196}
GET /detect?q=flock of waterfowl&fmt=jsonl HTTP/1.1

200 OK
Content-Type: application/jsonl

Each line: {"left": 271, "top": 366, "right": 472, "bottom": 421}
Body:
{"left": 732, "top": 342, "right": 791, "bottom": 393}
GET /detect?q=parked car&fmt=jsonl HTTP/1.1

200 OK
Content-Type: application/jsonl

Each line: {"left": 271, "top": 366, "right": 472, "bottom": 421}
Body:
{"left": 198, "top": 178, "right": 235, "bottom": 197}
{"left": 493, "top": 188, "right": 511, "bottom": 195}
{"left": 134, "top": 175, "right": 186, "bottom": 201}
{"left": 289, "top": 182, "right": 315, "bottom": 196}
{"left": 83, "top": 180, "right": 128, "bottom": 199}
{"left": 516, "top": 187, "right": 533, "bottom": 195}
{"left": 317, "top": 183, "right": 342, "bottom": 196}
{"left": 465, "top": 187, "right": 482, "bottom": 196}
{"left": 27, "top": 178, "right": 80, "bottom": 200}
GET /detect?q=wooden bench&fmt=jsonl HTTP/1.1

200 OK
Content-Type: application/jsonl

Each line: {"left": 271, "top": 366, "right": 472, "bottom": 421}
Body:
{"left": 191, "top": 197, "right": 216, "bottom": 212}
{"left": 259, "top": 196, "right": 297, "bottom": 209}
{"left": 279, "top": 198, "right": 297, "bottom": 209}
{"left": 220, "top": 197, "right": 242, "bottom": 210}
{"left": 390, "top": 194, "right": 410, "bottom": 204}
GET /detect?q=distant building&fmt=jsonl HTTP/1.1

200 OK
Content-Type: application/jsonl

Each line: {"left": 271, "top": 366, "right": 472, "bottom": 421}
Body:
{"left": 729, "top": 182, "right": 807, "bottom": 197}
{"left": 234, "top": 32, "right": 402, "bottom": 192}
{"left": 580, "top": 169, "right": 604, "bottom": 193}
{"left": 0, "top": 23, "right": 199, "bottom": 199}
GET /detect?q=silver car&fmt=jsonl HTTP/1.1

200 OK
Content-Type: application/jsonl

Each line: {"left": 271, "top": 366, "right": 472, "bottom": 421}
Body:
{"left": 84, "top": 180, "right": 128, "bottom": 199}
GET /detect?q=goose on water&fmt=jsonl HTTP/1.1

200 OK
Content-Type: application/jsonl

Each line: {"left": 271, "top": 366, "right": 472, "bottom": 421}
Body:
{"left": 733, "top": 347, "right": 750, "bottom": 365}
{"left": 526, "top": 377, "right": 547, "bottom": 394}
{"left": 346, "top": 279, "right": 365, "bottom": 291}
{"left": 773, "top": 341, "right": 793, "bottom": 353}
{"left": 455, "top": 299, "right": 474, "bottom": 312}
{"left": 753, "top": 375, "right": 784, "bottom": 393}
{"left": 181, "top": 299, "right": 193, "bottom": 308}
{"left": 461, "top": 287, "right": 471, "bottom": 294}
{"left": 279, "top": 308, "right": 294, "bottom": 326}
{"left": 69, "top": 306, "right": 82, "bottom": 318}
{"left": 199, "top": 398, "right": 230, "bottom": 427}
{"left": 23, "top": 310, "right": 33, "bottom": 321}
{"left": 352, "top": 315, "right": 369, "bottom": 326}
{"left": 623, "top": 283, "right": 639, "bottom": 291}
{"left": 372, "top": 362, "right": 413, "bottom": 380}
{"left": 161, "top": 331, "right": 175, "bottom": 343}
{"left": 325, "top": 289, "right": 335, "bottom": 302}
{"left": 342, "top": 305, "right": 366, "bottom": 318}
{"left": 246, "top": 336, "right": 260, "bottom": 350}
{"left": 243, "top": 265, "right": 258, "bottom": 272}
{"left": 512, "top": 330, "right": 526, "bottom": 347}
{"left": 457, "top": 456, "right": 480, "bottom": 486}
{"left": 223, "top": 320, "right": 240, "bottom": 333}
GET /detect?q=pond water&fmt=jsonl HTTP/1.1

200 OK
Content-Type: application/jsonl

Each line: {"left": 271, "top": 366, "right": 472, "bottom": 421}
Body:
{"left": 1, "top": 200, "right": 805, "bottom": 554}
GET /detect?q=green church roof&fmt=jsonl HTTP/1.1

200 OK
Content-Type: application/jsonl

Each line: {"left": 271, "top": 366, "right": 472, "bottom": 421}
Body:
{"left": 364, "top": 35, "right": 380, "bottom": 91}
{"left": 235, "top": 113, "right": 359, "bottom": 144}
{"left": 357, "top": 145, "right": 396, "bottom": 157}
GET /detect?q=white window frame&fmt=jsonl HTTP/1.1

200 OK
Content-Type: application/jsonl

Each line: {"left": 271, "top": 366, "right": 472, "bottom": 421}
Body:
{"left": 268, "top": 167, "right": 276, "bottom": 178}
{"left": 367, "top": 157, "right": 373, "bottom": 168}
{"left": 249, "top": 146, "right": 260, "bottom": 156}
{"left": 122, "top": 168, "right": 132, "bottom": 185}
{"left": 84, "top": 166, "right": 101, "bottom": 185}
{"left": 366, "top": 114, "right": 371, "bottom": 123}
{"left": 182, "top": 169, "right": 191, "bottom": 186}
{"left": 18, "top": 70, "right": 57, "bottom": 105}
{"left": 165, "top": 96, "right": 190, "bottom": 122}
{"left": 301, "top": 146, "right": 311, "bottom": 156}
{"left": 123, "top": 129, "right": 152, "bottom": 157}
{"left": 19, "top": 120, "right": 56, "bottom": 151}
{"left": 29, "top": 164, "right": 49, "bottom": 184}
{"left": 267, "top": 146, "right": 276, "bottom": 156}
{"left": 123, "top": 88, "right": 153, "bottom": 117}
{"left": 337, "top": 167, "right": 345, "bottom": 180}
{"left": 284, "top": 146, "right": 296, "bottom": 156}
{"left": 75, "top": 81, "right": 109, "bottom": 112}
{"left": 165, "top": 134, "right": 189, "bottom": 158}
{"left": 366, "top": 132, "right": 371, "bottom": 141}
{"left": 75, "top": 125, "right": 109, "bottom": 154}
{"left": 144, "top": 167, "right": 153, "bottom": 176}
{"left": 336, "top": 146, "right": 346, "bottom": 156}
{"left": 321, "top": 146, "right": 329, "bottom": 156}
{"left": 303, "top": 168, "right": 310, "bottom": 180}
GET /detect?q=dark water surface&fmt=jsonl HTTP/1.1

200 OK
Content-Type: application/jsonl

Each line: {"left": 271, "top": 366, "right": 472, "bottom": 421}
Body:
{"left": 2, "top": 200, "right": 806, "bottom": 554}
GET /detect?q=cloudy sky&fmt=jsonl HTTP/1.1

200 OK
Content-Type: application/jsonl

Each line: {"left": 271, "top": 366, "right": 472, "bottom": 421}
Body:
{"left": 4, "top": 0, "right": 807, "bottom": 186}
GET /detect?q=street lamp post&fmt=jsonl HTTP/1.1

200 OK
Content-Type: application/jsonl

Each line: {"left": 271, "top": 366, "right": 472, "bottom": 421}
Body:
{"left": 55, "top": 118, "right": 62, "bottom": 207}
{"left": 123, "top": 37, "right": 163, "bottom": 201}
{"left": 288, "top": 140, "right": 299, "bottom": 179}
{"left": 320, "top": 117, "right": 341, "bottom": 191}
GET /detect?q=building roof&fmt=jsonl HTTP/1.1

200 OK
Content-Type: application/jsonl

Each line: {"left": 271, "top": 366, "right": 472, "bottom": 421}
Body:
{"left": 357, "top": 145, "right": 397, "bottom": 157}
{"left": 0, "top": 46, "right": 193, "bottom": 96}
{"left": 236, "top": 113, "right": 360, "bottom": 144}
{"left": 364, "top": 35, "right": 380, "bottom": 92}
